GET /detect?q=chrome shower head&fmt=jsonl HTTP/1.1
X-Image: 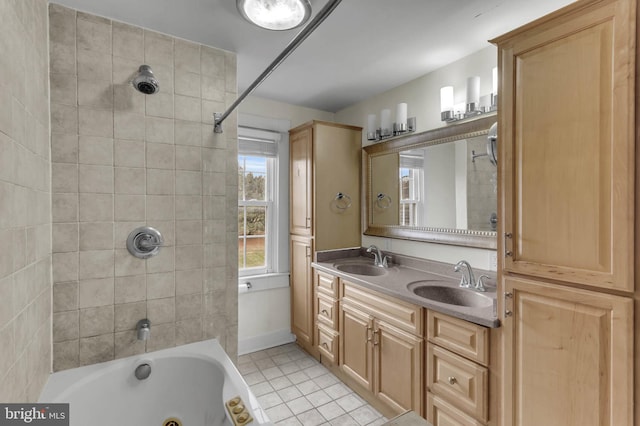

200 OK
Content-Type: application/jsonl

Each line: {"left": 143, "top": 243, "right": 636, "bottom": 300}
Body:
{"left": 132, "top": 65, "right": 159, "bottom": 95}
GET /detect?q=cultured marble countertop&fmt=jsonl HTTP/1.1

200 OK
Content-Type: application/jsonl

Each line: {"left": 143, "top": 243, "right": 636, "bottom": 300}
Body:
{"left": 312, "top": 248, "right": 500, "bottom": 328}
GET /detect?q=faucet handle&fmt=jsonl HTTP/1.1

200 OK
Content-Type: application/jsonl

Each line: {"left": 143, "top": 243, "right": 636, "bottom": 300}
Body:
{"left": 475, "top": 275, "right": 489, "bottom": 292}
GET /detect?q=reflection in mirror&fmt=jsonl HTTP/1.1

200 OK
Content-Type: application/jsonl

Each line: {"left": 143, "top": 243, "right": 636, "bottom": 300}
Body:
{"left": 364, "top": 114, "right": 497, "bottom": 249}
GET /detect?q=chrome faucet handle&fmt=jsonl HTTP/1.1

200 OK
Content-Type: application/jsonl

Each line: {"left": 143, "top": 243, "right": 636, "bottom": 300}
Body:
{"left": 366, "top": 245, "right": 383, "bottom": 267}
{"left": 475, "top": 275, "right": 489, "bottom": 292}
{"left": 454, "top": 260, "right": 474, "bottom": 288}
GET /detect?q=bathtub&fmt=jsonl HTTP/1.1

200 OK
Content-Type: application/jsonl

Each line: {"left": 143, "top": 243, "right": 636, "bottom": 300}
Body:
{"left": 39, "top": 339, "right": 271, "bottom": 426}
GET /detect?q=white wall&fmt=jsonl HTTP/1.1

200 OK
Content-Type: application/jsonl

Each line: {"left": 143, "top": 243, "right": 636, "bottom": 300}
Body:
{"left": 241, "top": 96, "right": 335, "bottom": 128}
{"left": 335, "top": 46, "right": 498, "bottom": 270}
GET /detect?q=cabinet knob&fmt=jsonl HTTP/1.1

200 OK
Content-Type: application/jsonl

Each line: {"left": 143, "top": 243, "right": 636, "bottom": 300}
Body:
{"left": 505, "top": 250, "right": 513, "bottom": 257}
{"left": 505, "top": 310, "right": 513, "bottom": 317}
{"left": 448, "top": 376, "right": 457, "bottom": 385}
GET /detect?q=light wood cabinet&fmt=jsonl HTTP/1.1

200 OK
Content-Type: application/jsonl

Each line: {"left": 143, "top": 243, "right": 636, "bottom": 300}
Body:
{"left": 290, "top": 235, "right": 314, "bottom": 353}
{"left": 427, "top": 393, "right": 483, "bottom": 426}
{"left": 492, "top": 0, "right": 636, "bottom": 424}
{"left": 314, "top": 270, "right": 340, "bottom": 363}
{"left": 289, "top": 121, "right": 362, "bottom": 353}
{"left": 494, "top": 0, "right": 635, "bottom": 292}
{"left": 340, "top": 281, "right": 424, "bottom": 416}
{"left": 501, "top": 276, "right": 633, "bottom": 426}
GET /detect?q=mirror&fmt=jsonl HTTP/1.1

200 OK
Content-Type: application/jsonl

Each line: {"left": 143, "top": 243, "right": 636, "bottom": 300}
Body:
{"left": 363, "top": 114, "right": 497, "bottom": 249}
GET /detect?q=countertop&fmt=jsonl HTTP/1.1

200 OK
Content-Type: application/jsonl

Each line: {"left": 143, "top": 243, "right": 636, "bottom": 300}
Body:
{"left": 312, "top": 249, "right": 500, "bottom": 328}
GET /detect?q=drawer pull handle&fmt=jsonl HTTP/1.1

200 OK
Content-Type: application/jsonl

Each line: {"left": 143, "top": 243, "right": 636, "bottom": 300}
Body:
{"left": 448, "top": 376, "right": 457, "bottom": 385}
{"left": 322, "top": 342, "right": 329, "bottom": 349}
{"left": 321, "top": 309, "right": 329, "bottom": 316}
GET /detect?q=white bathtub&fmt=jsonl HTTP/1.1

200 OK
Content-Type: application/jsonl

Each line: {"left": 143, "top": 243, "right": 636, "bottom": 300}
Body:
{"left": 39, "top": 339, "right": 271, "bottom": 426}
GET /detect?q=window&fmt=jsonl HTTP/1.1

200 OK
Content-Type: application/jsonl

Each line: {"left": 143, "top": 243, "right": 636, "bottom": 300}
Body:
{"left": 238, "top": 128, "right": 280, "bottom": 275}
{"left": 399, "top": 153, "right": 423, "bottom": 226}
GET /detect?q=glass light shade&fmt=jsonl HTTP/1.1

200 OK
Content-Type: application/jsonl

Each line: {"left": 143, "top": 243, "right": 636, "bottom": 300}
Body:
{"left": 237, "top": 0, "right": 312, "bottom": 31}
{"left": 440, "top": 86, "right": 454, "bottom": 112}
{"left": 396, "top": 103, "right": 407, "bottom": 126}
{"left": 466, "top": 76, "right": 480, "bottom": 106}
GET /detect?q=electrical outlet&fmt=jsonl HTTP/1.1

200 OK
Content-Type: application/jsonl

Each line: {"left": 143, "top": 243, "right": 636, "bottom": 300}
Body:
{"left": 489, "top": 252, "right": 498, "bottom": 271}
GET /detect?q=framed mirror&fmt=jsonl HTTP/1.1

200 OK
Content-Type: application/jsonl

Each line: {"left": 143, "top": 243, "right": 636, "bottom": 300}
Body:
{"left": 363, "top": 114, "right": 497, "bottom": 249}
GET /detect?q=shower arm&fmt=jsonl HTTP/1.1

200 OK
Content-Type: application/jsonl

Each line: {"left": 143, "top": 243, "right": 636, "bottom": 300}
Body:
{"left": 213, "top": 0, "right": 343, "bottom": 133}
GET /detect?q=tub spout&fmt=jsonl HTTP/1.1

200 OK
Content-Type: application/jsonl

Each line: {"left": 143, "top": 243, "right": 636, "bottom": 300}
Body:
{"left": 136, "top": 318, "right": 151, "bottom": 341}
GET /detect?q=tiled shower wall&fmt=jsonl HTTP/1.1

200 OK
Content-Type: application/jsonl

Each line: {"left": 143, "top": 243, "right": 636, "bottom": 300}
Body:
{"left": 49, "top": 4, "right": 239, "bottom": 371}
{"left": 0, "top": 0, "right": 52, "bottom": 401}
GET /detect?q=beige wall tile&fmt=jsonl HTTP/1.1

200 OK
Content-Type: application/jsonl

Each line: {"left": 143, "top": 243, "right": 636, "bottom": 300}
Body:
{"left": 175, "top": 145, "right": 201, "bottom": 171}
{"left": 114, "top": 194, "right": 146, "bottom": 221}
{"left": 202, "top": 148, "right": 226, "bottom": 172}
{"left": 114, "top": 248, "right": 146, "bottom": 277}
{"left": 201, "top": 75, "right": 225, "bottom": 102}
{"left": 176, "top": 220, "right": 203, "bottom": 246}
{"left": 146, "top": 246, "right": 175, "bottom": 273}
{"left": 53, "top": 251, "right": 78, "bottom": 283}
{"left": 77, "top": 14, "right": 112, "bottom": 55}
{"left": 114, "top": 221, "right": 145, "bottom": 249}
{"left": 175, "top": 40, "right": 200, "bottom": 73}
{"left": 175, "top": 95, "right": 201, "bottom": 122}
{"left": 175, "top": 269, "right": 203, "bottom": 295}
{"left": 176, "top": 245, "right": 203, "bottom": 271}
{"left": 175, "top": 120, "right": 201, "bottom": 146}
{"left": 78, "top": 165, "right": 114, "bottom": 193}
{"left": 0, "top": 277, "right": 14, "bottom": 328}
{"left": 114, "top": 84, "right": 145, "bottom": 114}
{"left": 176, "top": 293, "right": 202, "bottom": 321}
{"left": 77, "top": 48, "right": 112, "bottom": 82}
{"left": 53, "top": 311, "right": 78, "bottom": 342}
{"left": 52, "top": 193, "right": 79, "bottom": 223}
{"left": 151, "top": 221, "right": 175, "bottom": 247}
{"left": 50, "top": 73, "right": 77, "bottom": 106}
{"left": 113, "top": 21, "right": 143, "bottom": 61}
{"left": 114, "top": 139, "right": 145, "bottom": 167}
{"left": 52, "top": 223, "right": 78, "bottom": 253}
{"left": 79, "top": 277, "right": 114, "bottom": 308}
{"left": 112, "top": 56, "right": 141, "bottom": 85}
{"left": 146, "top": 169, "right": 174, "bottom": 195}
{"left": 201, "top": 99, "right": 225, "bottom": 125}
{"left": 145, "top": 323, "right": 175, "bottom": 352}
{"left": 114, "top": 301, "right": 146, "bottom": 332}
{"left": 78, "top": 107, "right": 113, "bottom": 137}
{"left": 143, "top": 273, "right": 173, "bottom": 303}
{"left": 51, "top": 133, "right": 78, "bottom": 163}
{"left": 176, "top": 318, "right": 203, "bottom": 346}
{"left": 53, "top": 281, "right": 78, "bottom": 313}
{"left": 176, "top": 195, "right": 202, "bottom": 220}
{"left": 114, "top": 330, "right": 145, "bottom": 358}
{"left": 201, "top": 46, "right": 225, "bottom": 77}
{"left": 114, "top": 112, "right": 145, "bottom": 141}
{"left": 145, "top": 92, "right": 174, "bottom": 118}
{"left": 79, "top": 334, "right": 114, "bottom": 365}
{"left": 146, "top": 117, "right": 174, "bottom": 144}
{"left": 144, "top": 31, "right": 174, "bottom": 66}
{"left": 79, "top": 250, "right": 114, "bottom": 280}
{"left": 79, "top": 305, "right": 114, "bottom": 337}
{"left": 175, "top": 72, "right": 201, "bottom": 98}
{"left": 115, "top": 167, "right": 146, "bottom": 194}
{"left": 204, "top": 220, "right": 225, "bottom": 244}
{"left": 79, "top": 193, "right": 113, "bottom": 222}
{"left": 50, "top": 103, "right": 78, "bottom": 135}
{"left": 50, "top": 42, "right": 77, "bottom": 74}
{"left": 146, "top": 143, "right": 175, "bottom": 169}
{"left": 53, "top": 340, "right": 79, "bottom": 371}
{"left": 79, "top": 222, "right": 113, "bottom": 251}
{"left": 175, "top": 171, "right": 202, "bottom": 195}
{"left": 49, "top": 4, "right": 76, "bottom": 46}
{"left": 114, "top": 275, "right": 146, "bottom": 304}
{"left": 203, "top": 172, "right": 226, "bottom": 196}
{"left": 78, "top": 136, "right": 113, "bottom": 166}
{"left": 146, "top": 297, "right": 175, "bottom": 325}
{"left": 146, "top": 195, "right": 174, "bottom": 221}
{"left": 77, "top": 79, "right": 113, "bottom": 109}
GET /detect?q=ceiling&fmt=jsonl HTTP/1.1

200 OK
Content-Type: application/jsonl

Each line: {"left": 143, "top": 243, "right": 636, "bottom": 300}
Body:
{"left": 52, "top": 0, "right": 575, "bottom": 112}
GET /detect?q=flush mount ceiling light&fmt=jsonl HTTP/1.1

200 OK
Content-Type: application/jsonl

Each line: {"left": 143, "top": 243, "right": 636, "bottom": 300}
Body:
{"left": 237, "top": 0, "right": 312, "bottom": 30}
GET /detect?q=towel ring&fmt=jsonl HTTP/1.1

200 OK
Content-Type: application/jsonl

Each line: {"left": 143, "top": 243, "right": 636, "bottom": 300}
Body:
{"left": 334, "top": 192, "right": 352, "bottom": 210}
{"left": 376, "top": 193, "right": 392, "bottom": 209}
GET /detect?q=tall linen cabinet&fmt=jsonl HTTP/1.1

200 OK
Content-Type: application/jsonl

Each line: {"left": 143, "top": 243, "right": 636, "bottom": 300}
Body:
{"left": 491, "top": 0, "right": 636, "bottom": 425}
{"left": 289, "top": 121, "right": 362, "bottom": 355}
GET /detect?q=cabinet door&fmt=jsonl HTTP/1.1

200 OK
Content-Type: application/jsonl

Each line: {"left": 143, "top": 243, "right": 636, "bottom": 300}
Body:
{"left": 290, "top": 126, "right": 313, "bottom": 236}
{"left": 290, "top": 235, "right": 313, "bottom": 348}
{"left": 340, "top": 302, "right": 374, "bottom": 391}
{"left": 374, "top": 320, "right": 424, "bottom": 416}
{"left": 427, "top": 393, "right": 483, "bottom": 426}
{"left": 496, "top": 0, "right": 635, "bottom": 291}
{"left": 502, "top": 276, "right": 633, "bottom": 426}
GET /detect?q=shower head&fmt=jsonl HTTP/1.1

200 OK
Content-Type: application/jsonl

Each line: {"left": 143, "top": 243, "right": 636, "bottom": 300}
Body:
{"left": 132, "top": 65, "right": 159, "bottom": 95}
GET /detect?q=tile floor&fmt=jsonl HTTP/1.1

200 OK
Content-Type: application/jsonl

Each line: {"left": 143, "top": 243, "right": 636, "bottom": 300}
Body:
{"left": 238, "top": 343, "right": 387, "bottom": 426}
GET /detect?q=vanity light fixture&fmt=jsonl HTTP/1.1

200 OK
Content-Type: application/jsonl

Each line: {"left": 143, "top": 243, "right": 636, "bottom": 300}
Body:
{"left": 440, "top": 71, "right": 498, "bottom": 123}
{"left": 237, "top": 0, "right": 312, "bottom": 30}
{"left": 367, "top": 103, "right": 417, "bottom": 142}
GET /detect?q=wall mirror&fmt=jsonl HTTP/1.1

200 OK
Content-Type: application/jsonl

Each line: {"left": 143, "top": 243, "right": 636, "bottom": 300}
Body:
{"left": 363, "top": 114, "right": 497, "bottom": 249}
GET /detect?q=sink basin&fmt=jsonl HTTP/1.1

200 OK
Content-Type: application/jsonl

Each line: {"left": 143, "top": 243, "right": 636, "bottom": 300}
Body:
{"left": 408, "top": 283, "right": 493, "bottom": 308}
{"left": 335, "top": 263, "right": 387, "bottom": 276}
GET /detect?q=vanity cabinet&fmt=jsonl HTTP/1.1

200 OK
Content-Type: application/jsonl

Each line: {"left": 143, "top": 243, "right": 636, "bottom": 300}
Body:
{"left": 315, "top": 270, "right": 340, "bottom": 363}
{"left": 289, "top": 121, "right": 362, "bottom": 355}
{"left": 426, "top": 311, "right": 489, "bottom": 425}
{"left": 340, "top": 280, "right": 424, "bottom": 416}
{"left": 492, "top": 0, "right": 636, "bottom": 424}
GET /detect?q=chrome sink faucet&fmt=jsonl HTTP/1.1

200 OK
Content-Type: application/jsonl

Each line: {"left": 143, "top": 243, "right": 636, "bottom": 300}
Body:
{"left": 366, "top": 245, "right": 389, "bottom": 268}
{"left": 453, "top": 260, "right": 487, "bottom": 292}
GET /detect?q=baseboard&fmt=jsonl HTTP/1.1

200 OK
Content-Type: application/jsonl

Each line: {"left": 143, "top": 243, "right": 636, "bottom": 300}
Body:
{"left": 238, "top": 329, "right": 296, "bottom": 355}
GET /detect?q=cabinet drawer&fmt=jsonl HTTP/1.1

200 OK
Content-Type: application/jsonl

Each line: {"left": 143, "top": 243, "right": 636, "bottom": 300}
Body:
{"left": 317, "top": 323, "right": 339, "bottom": 364}
{"left": 316, "top": 270, "right": 339, "bottom": 297}
{"left": 316, "top": 291, "right": 338, "bottom": 329}
{"left": 427, "top": 343, "right": 488, "bottom": 422}
{"left": 427, "top": 393, "right": 483, "bottom": 426}
{"left": 342, "top": 281, "right": 423, "bottom": 336}
{"left": 427, "top": 311, "right": 489, "bottom": 366}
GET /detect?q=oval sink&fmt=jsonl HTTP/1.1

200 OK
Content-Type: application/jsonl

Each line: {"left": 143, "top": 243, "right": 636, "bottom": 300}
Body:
{"left": 408, "top": 283, "right": 493, "bottom": 308}
{"left": 335, "top": 263, "right": 387, "bottom": 276}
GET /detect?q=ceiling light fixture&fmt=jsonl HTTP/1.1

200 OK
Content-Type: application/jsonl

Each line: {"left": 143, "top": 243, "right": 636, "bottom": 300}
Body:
{"left": 237, "top": 0, "right": 312, "bottom": 31}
